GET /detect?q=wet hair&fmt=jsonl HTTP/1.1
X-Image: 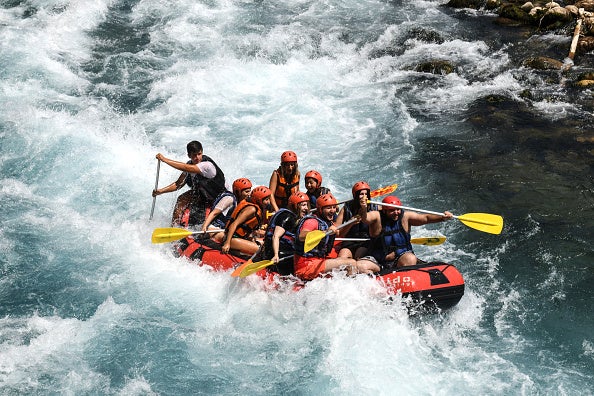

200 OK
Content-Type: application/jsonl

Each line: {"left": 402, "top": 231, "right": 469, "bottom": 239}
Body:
{"left": 187, "top": 141, "right": 203, "bottom": 155}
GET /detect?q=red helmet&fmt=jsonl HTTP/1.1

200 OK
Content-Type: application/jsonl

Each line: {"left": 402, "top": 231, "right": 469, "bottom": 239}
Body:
{"left": 232, "top": 178, "right": 252, "bottom": 194}
{"left": 250, "top": 186, "right": 272, "bottom": 206}
{"left": 382, "top": 195, "right": 402, "bottom": 206}
{"left": 352, "top": 181, "right": 371, "bottom": 198}
{"left": 288, "top": 191, "right": 309, "bottom": 209}
{"left": 316, "top": 193, "right": 338, "bottom": 210}
{"left": 281, "top": 151, "right": 298, "bottom": 163}
{"left": 305, "top": 170, "right": 322, "bottom": 186}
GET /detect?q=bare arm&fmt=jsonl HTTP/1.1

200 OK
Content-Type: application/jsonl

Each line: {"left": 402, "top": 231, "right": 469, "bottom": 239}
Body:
{"left": 152, "top": 172, "right": 186, "bottom": 197}
{"left": 222, "top": 206, "right": 257, "bottom": 253}
{"left": 405, "top": 211, "right": 453, "bottom": 228}
{"left": 156, "top": 153, "right": 203, "bottom": 174}
{"left": 271, "top": 225, "right": 286, "bottom": 262}
{"left": 268, "top": 170, "right": 280, "bottom": 212}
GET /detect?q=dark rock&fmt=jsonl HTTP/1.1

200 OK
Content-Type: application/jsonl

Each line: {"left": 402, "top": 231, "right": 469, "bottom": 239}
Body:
{"left": 522, "top": 56, "right": 564, "bottom": 70}
{"left": 415, "top": 60, "right": 455, "bottom": 75}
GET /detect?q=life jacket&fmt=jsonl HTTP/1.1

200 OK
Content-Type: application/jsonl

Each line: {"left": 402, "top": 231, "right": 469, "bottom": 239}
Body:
{"left": 342, "top": 201, "right": 379, "bottom": 238}
{"left": 226, "top": 199, "right": 263, "bottom": 238}
{"left": 273, "top": 169, "right": 299, "bottom": 209}
{"left": 306, "top": 187, "right": 330, "bottom": 208}
{"left": 294, "top": 215, "right": 334, "bottom": 258}
{"left": 208, "top": 191, "right": 237, "bottom": 229}
{"left": 264, "top": 209, "right": 297, "bottom": 256}
{"left": 263, "top": 208, "right": 298, "bottom": 275}
{"left": 369, "top": 211, "right": 412, "bottom": 263}
{"left": 185, "top": 155, "right": 227, "bottom": 203}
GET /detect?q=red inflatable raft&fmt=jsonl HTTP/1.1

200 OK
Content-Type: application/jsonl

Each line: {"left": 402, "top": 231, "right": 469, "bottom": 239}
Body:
{"left": 173, "top": 236, "right": 464, "bottom": 311}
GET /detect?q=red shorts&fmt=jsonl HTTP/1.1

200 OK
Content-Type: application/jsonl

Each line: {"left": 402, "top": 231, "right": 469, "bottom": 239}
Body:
{"left": 294, "top": 256, "right": 326, "bottom": 281}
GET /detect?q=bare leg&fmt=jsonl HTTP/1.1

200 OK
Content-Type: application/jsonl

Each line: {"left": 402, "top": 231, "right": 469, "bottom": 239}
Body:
{"left": 323, "top": 257, "right": 357, "bottom": 275}
{"left": 228, "top": 238, "right": 260, "bottom": 255}
{"left": 338, "top": 247, "right": 353, "bottom": 259}
{"left": 355, "top": 258, "right": 380, "bottom": 274}
{"left": 396, "top": 252, "right": 418, "bottom": 267}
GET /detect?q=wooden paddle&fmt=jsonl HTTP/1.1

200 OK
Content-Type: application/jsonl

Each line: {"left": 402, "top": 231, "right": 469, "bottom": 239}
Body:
{"left": 336, "top": 236, "right": 447, "bottom": 245}
{"left": 369, "top": 200, "right": 503, "bottom": 235}
{"left": 309, "top": 183, "right": 398, "bottom": 213}
{"left": 151, "top": 227, "right": 225, "bottom": 244}
{"left": 149, "top": 159, "right": 160, "bottom": 221}
{"left": 303, "top": 216, "right": 361, "bottom": 253}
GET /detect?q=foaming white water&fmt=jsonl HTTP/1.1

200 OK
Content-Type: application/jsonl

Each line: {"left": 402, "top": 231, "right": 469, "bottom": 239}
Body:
{"left": 2, "top": 0, "right": 591, "bottom": 393}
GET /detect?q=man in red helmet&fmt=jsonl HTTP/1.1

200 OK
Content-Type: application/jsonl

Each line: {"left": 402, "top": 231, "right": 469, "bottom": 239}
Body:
{"left": 222, "top": 186, "right": 272, "bottom": 255}
{"left": 269, "top": 150, "right": 300, "bottom": 212}
{"left": 294, "top": 193, "right": 372, "bottom": 280}
{"left": 359, "top": 195, "right": 453, "bottom": 269}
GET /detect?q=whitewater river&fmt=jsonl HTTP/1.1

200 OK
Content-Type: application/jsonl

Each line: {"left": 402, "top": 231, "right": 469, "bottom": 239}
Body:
{"left": 1, "top": 0, "right": 592, "bottom": 394}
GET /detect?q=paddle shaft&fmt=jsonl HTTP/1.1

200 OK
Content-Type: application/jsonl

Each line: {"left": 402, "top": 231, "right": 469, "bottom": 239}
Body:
{"left": 149, "top": 160, "right": 161, "bottom": 221}
{"left": 309, "top": 184, "right": 397, "bottom": 213}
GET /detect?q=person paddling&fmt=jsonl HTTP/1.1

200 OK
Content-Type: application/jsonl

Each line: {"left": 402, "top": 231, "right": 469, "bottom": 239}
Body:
{"left": 359, "top": 195, "right": 453, "bottom": 270}
{"left": 221, "top": 186, "right": 272, "bottom": 255}
{"left": 294, "top": 193, "right": 370, "bottom": 280}
{"left": 269, "top": 150, "right": 300, "bottom": 212}
{"left": 153, "top": 141, "right": 226, "bottom": 227}
{"left": 262, "top": 191, "right": 310, "bottom": 275}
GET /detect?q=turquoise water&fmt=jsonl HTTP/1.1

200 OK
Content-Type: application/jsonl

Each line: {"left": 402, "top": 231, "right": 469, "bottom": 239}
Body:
{"left": 1, "top": 0, "right": 592, "bottom": 394}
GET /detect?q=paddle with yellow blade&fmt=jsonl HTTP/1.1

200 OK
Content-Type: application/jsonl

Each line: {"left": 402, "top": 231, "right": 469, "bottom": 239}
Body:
{"left": 336, "top": 236, "right": 447, "bottom": 245}
{"left": 232, "top": 255, "right": 292, "bottom": 278}
{"left": 368, "top": 200, "right": 503, "bottom": 235}
{"left": 309, "top": 183, "right": 398, "bottom": 213}
{"left": 235, "top": 236, "right": 447, "bottom": 278}
{"left": 230, "top": 244, "right": 265, "bottom": 277}
{"left": 303, "top": 216, "right": 361, "bottom": 253}
{"left": 151, "top": 227, "right": 225, "bottom": 244}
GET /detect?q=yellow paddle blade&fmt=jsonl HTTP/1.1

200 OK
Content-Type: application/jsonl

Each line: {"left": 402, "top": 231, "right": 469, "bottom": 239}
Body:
{"left": 238, "top": 259, "right": 275, "bottom": 278}
{"left": 370, "top": 183, "right": 398, "bottom": 198}
{"left": 457, "top": 213, "right": 503, "bottom": 235}
{"left": 231, "top": 259, "right": 253, "bottom": 277}
{"left": 304, "top": 230, "right": 327, "bottom": 253}
{"left": 151, "top": 227, "right": 192, "bottom": 244}
{"left": 410, "top": 236, "right": 446, "bottom": 246}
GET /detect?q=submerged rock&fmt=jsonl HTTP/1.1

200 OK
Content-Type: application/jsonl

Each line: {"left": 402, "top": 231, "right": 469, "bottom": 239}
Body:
{"left": 522, "top": 56, "right": 564, "bottom": 70}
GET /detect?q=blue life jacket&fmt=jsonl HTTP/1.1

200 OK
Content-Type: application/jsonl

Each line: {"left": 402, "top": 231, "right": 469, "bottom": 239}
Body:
{"left": 306, "top": 187, "right": 330, "bottom": 208}
{"left": 208, "top": 191, "right": 236, "bottom": 229}
{"left": 342, "top": 201, "right": 379, "bottom": 238}
{"left": 294, "top": 214, "right": 334, "bottom": 258}
{"left": 369, "top": 211, "right": 413, "bottom": 263}
{"left": 263, "top": 208, "right": 298, "bottom": 275}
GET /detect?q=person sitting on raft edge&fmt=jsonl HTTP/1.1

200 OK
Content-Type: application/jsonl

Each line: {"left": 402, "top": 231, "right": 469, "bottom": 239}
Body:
{"left": 293, "top": 193, "right": 377, "bottom": 281}
{"left": 358, "top": 195, "right": 453, "bottom": 271}
{"left": 221, "top": 186, "right": 272, "bottom": 256}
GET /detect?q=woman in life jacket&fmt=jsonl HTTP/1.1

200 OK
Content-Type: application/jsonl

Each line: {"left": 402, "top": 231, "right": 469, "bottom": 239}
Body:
{"left": 202, "top": 178, "right": 252, "bottom": 243}
{"left": 221, "top": 186, "right": 272, "bottom": 255}
{"left": 263, "top": 191, "right": 310, "bottom": 275}
{"left": 360, "top": 195, "right": 453, "bottom": 270}
{"left": 293, "top": 193, "right": 362, "bottom": 281}
{"left": 153, "top": 141, "right": 226, "bottom": 226}
{"left": 304, "top": 170, "right": 330, "bottom": 208}
{"left": 269, "top": 150, "right": 300, "bottom": 212}
{"left": 335, "top": 181, "right": 378, "bottom": 260}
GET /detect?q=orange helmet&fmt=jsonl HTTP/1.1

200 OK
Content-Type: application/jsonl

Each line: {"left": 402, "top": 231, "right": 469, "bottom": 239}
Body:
{"left": 352, "top": 181, "right": 371, "bottom": 198}
{"left": 281, "top": 151, "right": 298, "bottom": 163}
{"left": 382, "top": 195, "right": 402, "bottom": 206}
{"left": 232, "top": 178, "right": 252, "bottom": 195}
{"left": 250, "top": 186, "right": 272, "bottom": 206}
{"left": 305, "top": 170, "right": 322, "bottom": 186}
{"left": 316, "top": 193, "right": 338, "bottom": 210}
{"left": 288, "top": 191, "right": 309, "bottom": 209}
